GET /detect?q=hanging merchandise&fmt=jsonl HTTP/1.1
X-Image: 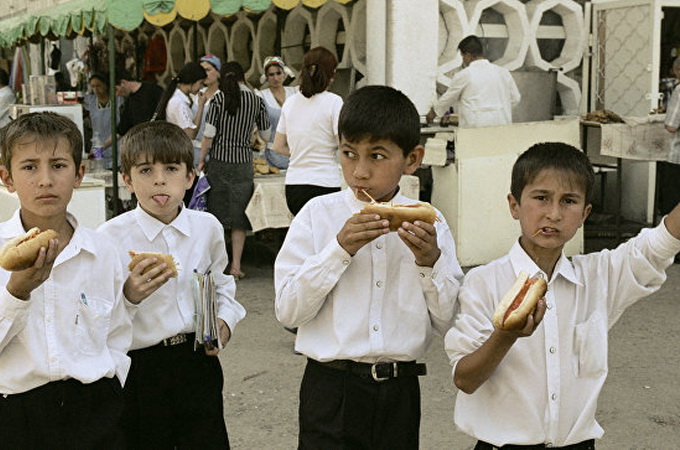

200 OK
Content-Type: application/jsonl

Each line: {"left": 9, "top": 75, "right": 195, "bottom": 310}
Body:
{"left": 10, "top": 47, "right": 24, "bottom": 95}
{"left": 142, "top": 34, "right": 167, "bottom": 80}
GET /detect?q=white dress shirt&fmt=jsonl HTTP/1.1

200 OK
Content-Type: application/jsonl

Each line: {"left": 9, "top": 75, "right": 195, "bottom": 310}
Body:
{"left": 277, "top": 91, "right": 343, "bottom": 187}
{"left": 445, "top": 219, "right": 680, "bottom": 447}
{"left": 0, "top": 211, "right": 132, "bottom": 395}
{"left": 275, "top": 188, "right": 464, "bottom": 362}
{"left": 166, "top": 88, "right": 197, "bottom": 131}
{"left": 433, "top": 59, "right": 520, "bottom": 128}
{"left": 98, "top": 205, "right": 245, "bottom": 350}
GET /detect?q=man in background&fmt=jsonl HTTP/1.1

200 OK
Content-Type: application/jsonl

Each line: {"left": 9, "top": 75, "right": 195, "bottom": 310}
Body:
{"left": 0, "top": 68, "right": 16, "bottom": 128}
{"left": 426, "top": 35, "right": 520, "bottom": 128}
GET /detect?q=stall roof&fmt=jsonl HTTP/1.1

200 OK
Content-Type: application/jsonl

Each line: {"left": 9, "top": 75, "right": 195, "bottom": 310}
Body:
{"left": 0, "top": 0, "right": 352, "bottom": 47}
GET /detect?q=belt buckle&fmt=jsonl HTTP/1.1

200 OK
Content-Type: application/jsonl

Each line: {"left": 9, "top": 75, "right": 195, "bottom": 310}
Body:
{"left": 165, "top": 333, "right": 187, "bottom": 346}
{"left": 371, "top": 362, "right": 397, "bottom": 382}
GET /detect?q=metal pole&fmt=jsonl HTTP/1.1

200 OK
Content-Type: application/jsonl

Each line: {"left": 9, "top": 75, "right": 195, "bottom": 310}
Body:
{"left": 108, "top": 23, "right": 120, "bottom": 216}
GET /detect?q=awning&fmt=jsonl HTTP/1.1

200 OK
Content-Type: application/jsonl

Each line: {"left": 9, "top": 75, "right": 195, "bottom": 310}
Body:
{"left": 0, "top": 0, "right": 353, "bottom": 48}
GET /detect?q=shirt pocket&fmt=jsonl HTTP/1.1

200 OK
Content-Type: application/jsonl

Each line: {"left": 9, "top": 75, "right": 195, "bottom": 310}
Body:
{"left": 75, "top": 295, "right": 113, "bottom": 356}
{"left": 572, "top": 311, "right": 608, "bottom": 378}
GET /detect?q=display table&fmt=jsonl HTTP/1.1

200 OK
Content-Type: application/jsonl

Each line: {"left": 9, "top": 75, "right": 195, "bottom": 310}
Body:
{"left": 246, "top": 173, "right": 421, "bottom": 232}
{"left": 0, "top": 177, "right": 106, "bottom": 229}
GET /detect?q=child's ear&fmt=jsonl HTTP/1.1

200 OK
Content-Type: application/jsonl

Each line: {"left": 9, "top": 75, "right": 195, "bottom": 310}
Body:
{"left": 508, "top": 193, "right": 520, "bottom": 220}
{"left": 580, "top": 203, "right": 593, "bottom": 226}
{"left": 184, "top": 167, "right": 195, "bottom": 189}
{"left": 403, "top": 145, "right": 424, "bottom": 175}
{"left": 0, "top": 166, "right": 15, "bottom": 193}
{"left": 122, "top": 173, "right": 135, "bottom": 194}
{"left": 73, "top": 162, "right": 86, "bottom": 189}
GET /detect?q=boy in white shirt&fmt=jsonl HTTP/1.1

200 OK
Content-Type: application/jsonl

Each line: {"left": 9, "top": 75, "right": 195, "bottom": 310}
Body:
{"left": 98, "top": 121, "right": 245, "bottom": 448}
{"left": 275, "top": 85, "right": 464, "bottom": 449}
{"left": 0, "top": 112, "right": 132, "bottom": 448}
{"left": 445, "top": 142, "right": 680, "bottom": 449}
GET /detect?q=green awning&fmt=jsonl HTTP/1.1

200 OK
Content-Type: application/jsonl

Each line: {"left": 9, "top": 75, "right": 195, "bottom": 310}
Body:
{"left": 0, "top": 0, "right": 353, "bottom": 48}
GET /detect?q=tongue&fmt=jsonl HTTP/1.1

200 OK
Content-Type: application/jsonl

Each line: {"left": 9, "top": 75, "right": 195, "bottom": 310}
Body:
{"left": 153, "top": 195, "right": 170, "bottom": 206}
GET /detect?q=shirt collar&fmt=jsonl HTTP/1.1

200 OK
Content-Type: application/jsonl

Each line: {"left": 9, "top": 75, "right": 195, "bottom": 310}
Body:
{"left": 0, "top": 209, "right": 97, "bottom": 257}
{"left": 508, "top": 239, "right": 582, "bottom": 287}
{"left": 132, "top": 204, "right": 191, "bottom": 241}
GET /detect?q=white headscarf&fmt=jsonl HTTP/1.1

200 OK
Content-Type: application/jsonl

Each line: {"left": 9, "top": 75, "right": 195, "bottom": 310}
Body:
{"left": 260, "top": 56, "right": 296, "bottom": 85}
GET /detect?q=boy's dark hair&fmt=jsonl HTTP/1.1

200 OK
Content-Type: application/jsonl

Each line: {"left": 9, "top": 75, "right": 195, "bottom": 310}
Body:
{"left": 115, "top": 70, "right": 134, "bottom": 85}
{"left": 0, "top": 68, "right": 9, "bottom": 86}
{"left": 0, "top": 112, "right": 82, "bottom": 175}
{"left": 338, "top": 85, "right": 420, "bottom": 156}
{"left": 511, "top": 142, "right": 595, "bottom": 206}
{"left": 458, "top": 35, "right": 484, "bottom": 57}
{"left": 120, "top": 121, "right": 194, "bottom": 176}
{"left": 299, "top": 47, "right": 337, "bottom": 98}
{"left": 220, "top": 61, "right": 245, "bottom": 115}
{"left": 89, "top": 72, "right": 109, "bottom": 87}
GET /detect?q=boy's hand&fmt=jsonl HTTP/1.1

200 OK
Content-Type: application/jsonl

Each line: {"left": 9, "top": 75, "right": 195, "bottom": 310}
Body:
{"left": 123, "top": 256, "right": 172, "bottom": 304}
{"left": 337, "top": 214, "right": 390, "bottom": 256}
{"left": 397, "top": 221, "right": 441, "bottom": 267}
{"left": 499, "top": 298, "right": 547, "bottom": 339}
{"left": 204, "top": 319, "right": 231, "bottom": 356}
{"left": 5, "top": 238, "right": 59, "bottom": 300}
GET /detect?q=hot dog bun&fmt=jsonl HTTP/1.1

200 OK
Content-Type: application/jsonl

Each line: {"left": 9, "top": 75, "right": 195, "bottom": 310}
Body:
{"left": 493, "top": 271, "right": 547, "bottom": 330}
{"left": 127, "top": 251, "right": 179, "bottom": 277}
{"left": 0, "top": 228, "right": 59, "bottom": 271}
{"left": 359, "top": 201, "right": 439, "bottom": 232}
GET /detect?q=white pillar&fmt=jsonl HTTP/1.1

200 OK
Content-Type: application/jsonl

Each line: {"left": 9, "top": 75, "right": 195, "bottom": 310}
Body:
{"left": 366, "top": 0, "right": 387, "bottom": 85}
{"left": 385, "top": 0, "right": 439, "bottom": 114}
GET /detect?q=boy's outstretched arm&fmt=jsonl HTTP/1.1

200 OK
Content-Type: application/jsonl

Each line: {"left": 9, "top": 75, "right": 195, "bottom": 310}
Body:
{"left": 664, "top": 202, "right": 680, "bottom": 239}
{"left": 454, "top": 299, "right": 546, "bottom": 394}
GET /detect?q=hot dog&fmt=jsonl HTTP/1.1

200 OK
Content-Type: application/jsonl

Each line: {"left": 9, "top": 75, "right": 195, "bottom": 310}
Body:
{"left": 359, "top": 201, "right": 439, "bottom": 231}
{"left": 0, "top": 228, "right": 59, "bottom": 271}
{"left": 493, "top": 271, "right": 547, "bottom": 331}
{"left": 127, "top": 251, "right": 179, "bottom": 277}
{"left": 357, "top": 189, "right": 439, "bottom": 231}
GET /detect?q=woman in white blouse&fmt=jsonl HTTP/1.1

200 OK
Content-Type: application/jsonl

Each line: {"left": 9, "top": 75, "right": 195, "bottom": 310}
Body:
{"left": 154, "top": 62, "right": 207, "bottom": 164}
{"left": 256, "top": 56, "right": 297, "bottom": 169}
{"left": 273, "top": 47, "right": 343, "bottom": 215}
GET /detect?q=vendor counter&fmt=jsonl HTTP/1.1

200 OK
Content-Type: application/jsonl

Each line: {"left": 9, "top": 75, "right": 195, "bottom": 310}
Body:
{"left": 246, "top": 172, "right": 420, "bottom": 232}
{"left": 428, "top": 118, "right": 583, "bottom": 267}
{"left": 0, "top": 176, "right": 106, "bottom": 228}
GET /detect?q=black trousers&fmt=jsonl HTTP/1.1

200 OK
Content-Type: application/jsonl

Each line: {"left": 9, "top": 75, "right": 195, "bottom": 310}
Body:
{"left": 299, "top": 359, "right": 421, "bottom": 450}
{"left": 124, "top": 341, "right": 229, "bottom": 449}
{"left": 475, "top": 439, "right": 595, "bottom": 450}
{"left": 0, "top": 377, "right": 125, "bottom": 449}
{"left": 285, "top": 184, "right": 341, "bottom": 216}
{"left": 657, "top": 161, "right": 680, "bottom": 216}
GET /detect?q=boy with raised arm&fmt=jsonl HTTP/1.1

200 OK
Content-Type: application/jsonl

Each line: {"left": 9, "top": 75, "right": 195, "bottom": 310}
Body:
{"left": 275, "top": 85, "right": 464, "bottom": 449}
{"left": 446, "top": 142, "right": 680, "bottom": 449}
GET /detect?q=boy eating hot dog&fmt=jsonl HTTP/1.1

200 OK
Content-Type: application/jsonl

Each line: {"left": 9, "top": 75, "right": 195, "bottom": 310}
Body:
{"left": 275, "top": 85, "right": 464, "bottom": 448}
{"left": 0, "top": 112, "right": 132, "bottom": 448}
{"left": 445, "top": 142, "right": 680, "bottom": 448}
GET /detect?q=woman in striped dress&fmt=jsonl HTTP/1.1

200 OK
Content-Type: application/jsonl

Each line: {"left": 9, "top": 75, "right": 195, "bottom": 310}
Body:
{"left": 198, "top": 62, "right": 270, "bottom": 279}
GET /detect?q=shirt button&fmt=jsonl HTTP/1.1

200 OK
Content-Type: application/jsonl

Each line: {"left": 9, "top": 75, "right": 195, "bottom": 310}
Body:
{"left": 546, "top": 303, "right": 553, "bottom": 310}
{"left": 419, "top": 272, "right": 425, "bottom": 278}
{"left": 549, "top": 347, "right": 556, "bottom": 354}
{"left": 50, "top": 357, "right": 56, "bottom": 363}
{"left": 546, "top": 443, "right": 554, "bottom": 448}
{"left": 342, "top": 260, "right": 350, "bottom": 265}
{"left": 373, "top": 324, "right": 379, "bottom": 331}
{"left": 551, "top": 393, "right": 557, "bottom": 400}
{"left": 45, "top": 315, "right": 52, "bottom": 322}
{"left": 376, "top": 281, "right": 383, "bottom": 288}
{"left": 376, "top": 243, "right": 383, "bottom": 249}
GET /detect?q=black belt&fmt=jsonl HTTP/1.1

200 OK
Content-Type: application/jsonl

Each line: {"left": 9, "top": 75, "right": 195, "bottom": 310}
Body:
{"left": 311, "top": 358, "right": 427, "bottom": 382}
{"left": 475, "top": 439, "right": 595, "bottom": 450}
